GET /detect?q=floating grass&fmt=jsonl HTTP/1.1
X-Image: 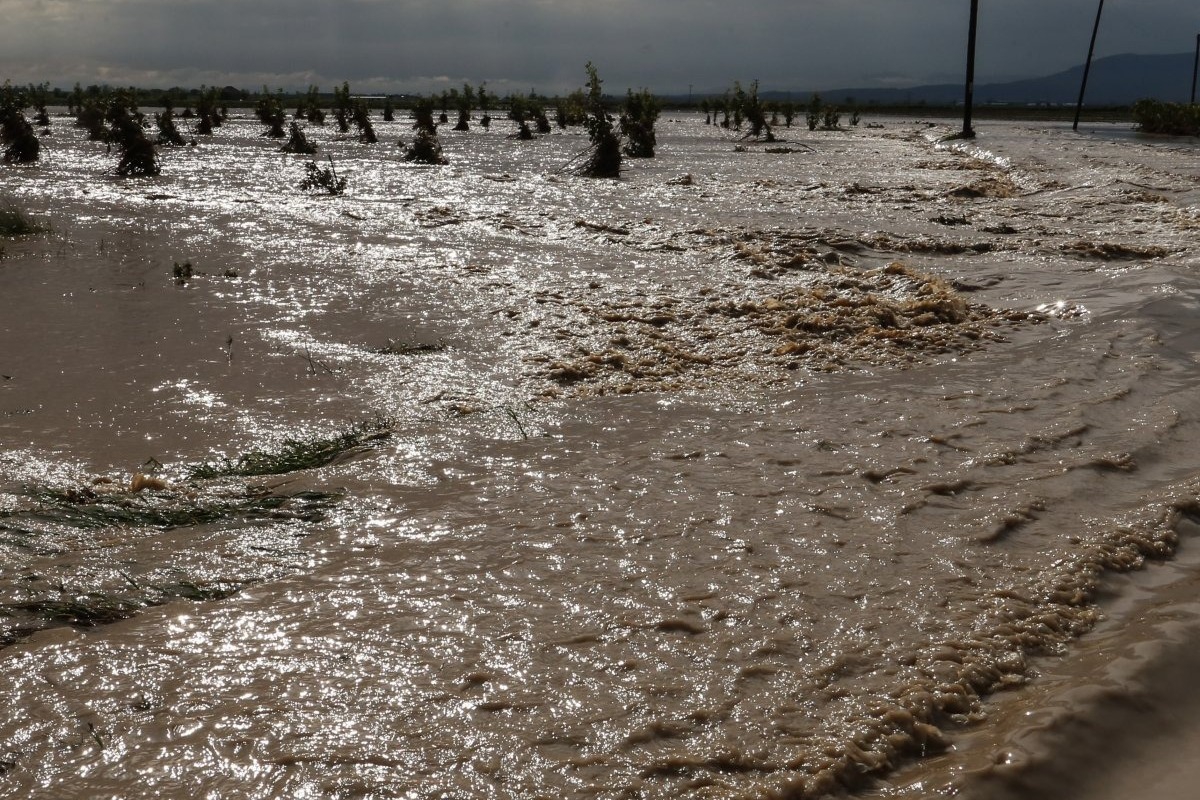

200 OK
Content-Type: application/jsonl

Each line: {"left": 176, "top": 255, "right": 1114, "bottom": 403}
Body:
{"left": 10, "top": 487, "right": 339, "bottom": 531}
{"left": 3, "top": 578, "right": 248, "bottom": 635}
{"left": 373, "top": 339, "right": 446, "bottom": 356}
{"left": 187, "top": 419, "right": 392, "bottom": 480}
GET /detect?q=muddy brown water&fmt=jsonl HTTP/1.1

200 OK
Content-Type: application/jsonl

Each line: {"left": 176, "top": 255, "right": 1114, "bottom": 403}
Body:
{"left": 1, "top": 112, "right": 1199, "bottom": 798}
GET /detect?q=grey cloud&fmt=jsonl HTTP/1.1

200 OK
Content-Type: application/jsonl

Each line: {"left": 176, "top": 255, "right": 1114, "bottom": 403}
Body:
{"left": 2, "top": 0, "right": 1195, "bottom": 94}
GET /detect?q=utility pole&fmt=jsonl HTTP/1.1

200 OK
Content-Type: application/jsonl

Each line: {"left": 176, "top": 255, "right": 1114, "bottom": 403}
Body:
{"left": 1074, "top": 0, "right": 1105, "bottom": 131}
{"left": 962, "top": 0, "right": 979, "bottom": 138}
{"left": 1192, "top": 33, "right": 1199, "bottom": 105}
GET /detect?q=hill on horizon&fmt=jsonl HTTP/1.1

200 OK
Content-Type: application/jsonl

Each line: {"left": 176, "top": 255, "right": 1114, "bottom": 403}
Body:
{"left": 752, "top": 52, "right": 1196, "bottom": 107}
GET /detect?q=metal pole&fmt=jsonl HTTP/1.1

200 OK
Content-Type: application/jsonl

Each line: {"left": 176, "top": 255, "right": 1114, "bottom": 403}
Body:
{"left": 1192, "top": 33, "right": 1198, "bottom": 105}
{"left": 962, "top": 0, "right": 979, "bottom": 138}
{"left": 1073, "top": 0, "right": 1105, "bottom": 131}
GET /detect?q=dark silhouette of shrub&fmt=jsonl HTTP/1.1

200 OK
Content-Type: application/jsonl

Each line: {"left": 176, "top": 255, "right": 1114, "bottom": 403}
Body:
{"left": 556, "top": 89, "right": 587, "bottom": 128}
{"left": 297, "top": 85, "right": 326, "bottom": 125}
{"left": 576, "top": 63, "right": 620, "bottom": 178}
{"left": 731, "top": 80, "right": 772, "bottom": 141}
{"left": 403, "top": 97, "right": 447, "bottom": 164}
{"left": 404, "top": 129, "right": 448, "bottom": 164}
{"left": 1133, "top": 99, "right": 1200, "bottom": 136}
{"left": 109, "top": 106, "right": 159, "bottom": 176}
{"left": 76, "top": 99, "right": 107, "bottom": 140}
{"left": 1, "top": 83, "right": 40, "bottom": 163}
{"left": 299, "top": 158, "right": 346, "bottom": 195}
{"left": 333, "top": 82, "right": 352, "bottom": 133}
{"left": 256, "top": 87, "right": 286, "bottom": 138}
{"left": 532, "top": 103, "right": 552, "bottom": 134}
{"left": 620, "top": 88, "right": 660, "bottom": 157}
{"left": 281, "top": 122, "right": 317, "bottom": 154}
{"left": 478, "top": 83, "right": 493, "bottom": 130}
{"left": 156, "top": 103, "right": 185, "bottom": 146}
{"left": 806, "top": 94, "right": 822, "bottom": 131}
{"left": 353, "top": 101, "right": 377, "bottom": 143}
{"left": 195, "top": 87, "right": 225, "bottom": 134}
{"left": 453, "top": 83, "right": 474, "bottom": 131}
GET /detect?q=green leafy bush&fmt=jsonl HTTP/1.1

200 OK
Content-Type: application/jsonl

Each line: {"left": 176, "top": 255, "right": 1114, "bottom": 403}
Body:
{"left": 1132, "top": 99, "right": 1200, "bottom": 136}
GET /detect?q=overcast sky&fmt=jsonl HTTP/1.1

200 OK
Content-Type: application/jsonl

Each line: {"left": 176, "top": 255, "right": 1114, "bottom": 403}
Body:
{"left": 2, "top": 0, "right": 1195, "bottom": 95}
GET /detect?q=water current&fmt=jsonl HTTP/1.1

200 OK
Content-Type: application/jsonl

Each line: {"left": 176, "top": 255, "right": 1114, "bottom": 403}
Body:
{"left": 1, "top": 110, "right": 1198, "bottom": 798}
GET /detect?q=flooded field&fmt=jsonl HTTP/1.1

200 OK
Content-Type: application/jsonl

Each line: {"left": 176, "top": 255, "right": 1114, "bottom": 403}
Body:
{"left": 1, "top": 110, "right": 1199, "bottom": 798}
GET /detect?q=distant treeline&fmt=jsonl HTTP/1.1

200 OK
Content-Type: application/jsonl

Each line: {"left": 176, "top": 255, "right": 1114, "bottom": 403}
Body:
{"left": 15, "top": 81, "right": 1153, "bottom": 122}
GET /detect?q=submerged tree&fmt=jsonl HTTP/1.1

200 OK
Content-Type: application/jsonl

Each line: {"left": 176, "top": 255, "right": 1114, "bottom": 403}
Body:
{"left": 620, "top": 88, "right": 660, "bottom": 158}
{"left": 29, "top": 83, "right": 50, "bottom": 127}
{"left": 299, "top": 157, "right": 346, "bottom": 195}
{"left": 109, "top": 105, "right": 159, "bottom": 176}
{"left": 297, "top": 85, "right": 326, "bottom": 125}
{"left": 256, "top": 87, "right": 286, "bottom": 138}
{"left": 1132, "top": 99, "right": 1200, "bottom": 136}
{"left": 281, "top": 121, "right": 317, "bottom": 154}
{"left": 352, "top": 100, "right": 377, "bottom": 143}
{"left": 453, "top": 83, "right": 474, "bottom": 131}
{"left": 556, "top": 89, "right": 587, "bottom": 129}
{"left": 1, "top": 82, "right": 40, "bottom": 163}
{"left": 531, "top": 99, "right": 552, "bottom": 134}
{"left": 507, "top": 94, "right": 534, "bottom": 139}
{"left": 478, "top": 82, "right": 492, "bottom": 129}
{"left": 576, "top": 63, "right": 620, "bottom": 178}
{"left": 738, "top": 80, "right": 772, "bottom": 141}
{"left": 195, "top": 86, "right": 225, "bottom": 134}
{"left": 806, "top": 94, "right": 823, "bottom": 131}
{"left": 402, "top": 96, "right": 448, "bottom": 164}
{"left": 780, "top": 100, "right": 796, "bottom": 128}
{"left": 155, "top": 101, "right": 185, "bottom": 146}
{"left": 76, "top": 97, "right": 108, "bottom": 140}
{"left": 332, "top": 82, "right": 352, "bottom": 133}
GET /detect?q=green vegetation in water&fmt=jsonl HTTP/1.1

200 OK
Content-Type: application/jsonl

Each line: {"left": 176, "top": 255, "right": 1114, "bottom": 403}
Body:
{"left": 1132, "top": 98, "right": 1200, "bottom": 136}
{"left": 187, "top": 419, "right": 392, "bottom": 479}
{"left": 3, "top": 485, "right": 339, "bottom": 531}
{"left": 374, "top": 339, "right": 446, "bottom": 356}
{"left": 1, "top": 575, "right": 250, "bottom": 643}
{"left": 0, "top": 205, "right": 48, "bottom": 236}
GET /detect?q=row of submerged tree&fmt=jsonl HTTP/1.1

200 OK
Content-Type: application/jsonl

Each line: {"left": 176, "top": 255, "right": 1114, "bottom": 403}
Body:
{"left": 2, "top": 65, "right": 858, "bottom": 182}
{"left": 699, "top": 83, "right": 861, "bottom": 138}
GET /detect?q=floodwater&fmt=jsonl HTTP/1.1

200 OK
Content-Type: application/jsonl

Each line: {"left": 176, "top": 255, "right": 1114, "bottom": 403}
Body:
{"left": 1, "top": 109, "right": 1198, "bottom": 799}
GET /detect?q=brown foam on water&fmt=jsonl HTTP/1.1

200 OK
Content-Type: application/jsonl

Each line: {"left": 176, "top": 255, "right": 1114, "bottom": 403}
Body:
{"left": 859, "top": 515, "right": 1200, "bottom": 800}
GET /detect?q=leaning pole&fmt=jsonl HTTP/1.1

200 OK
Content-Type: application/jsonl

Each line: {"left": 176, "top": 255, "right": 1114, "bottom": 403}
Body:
{"left": 1192, "top": 32, "right": 1198, "bottom": 105}
{"left": 962, "top": 0, "right": 980, "bottom": 138}
{"left": 1074, "top": 0, "right": 1106, "bottom": 131}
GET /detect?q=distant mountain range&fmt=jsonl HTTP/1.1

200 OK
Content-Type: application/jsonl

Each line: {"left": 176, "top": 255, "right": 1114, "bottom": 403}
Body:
{"left": 760, "top": 52, "right": 1197, "bottom": 107}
